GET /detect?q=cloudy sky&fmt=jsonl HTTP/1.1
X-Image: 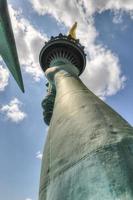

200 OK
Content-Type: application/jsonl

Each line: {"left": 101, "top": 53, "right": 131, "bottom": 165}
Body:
{"left": 0, "top": 0, "right": 133, "bottom": 200}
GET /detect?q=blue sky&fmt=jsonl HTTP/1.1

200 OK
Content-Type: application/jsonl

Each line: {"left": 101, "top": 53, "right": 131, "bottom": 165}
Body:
{"left": 0, "top": 1, "right": 133, "bottom": 200}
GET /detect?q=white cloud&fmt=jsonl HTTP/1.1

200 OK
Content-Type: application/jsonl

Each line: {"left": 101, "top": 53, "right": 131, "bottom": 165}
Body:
{"left": 36, "top": 151, "right": 42, "bottom": 160}
{"left": 29, "top": 0, "right": 126, "bottom": 98}
{"left": 9, "top": 5, "right": 48, "bottom": 81}
{"left": 82, "top": 0, "right": 133, "bottom": 23}
{"left": 30, "top": 0, "right": 133, "bottom": 19}
{"left": 0, "top": 65, "right": 9, "bottom": 92}
{"left": 112, "top": 10, "right": 123, "bottom": 24}
{"left": 25, "top": 198, "right": 32, "bottom": 200}
{"left": 0, "top": 98, "right": 27, "bottom": 123}
{"left": 81, "top": 47, "right": 126, "bottom": 98}
{"left": 83, "top": 0, "right": 133, "bottom": 15}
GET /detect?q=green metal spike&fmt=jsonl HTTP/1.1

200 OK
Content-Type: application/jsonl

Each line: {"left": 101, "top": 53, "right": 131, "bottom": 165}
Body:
{"left": 0, "top": 0, "right": 24, "bottom": 92}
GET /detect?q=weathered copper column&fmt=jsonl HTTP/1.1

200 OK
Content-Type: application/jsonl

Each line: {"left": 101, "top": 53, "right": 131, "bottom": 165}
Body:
{"left": 39, "top": 34, "right": 133, "bottom": 200}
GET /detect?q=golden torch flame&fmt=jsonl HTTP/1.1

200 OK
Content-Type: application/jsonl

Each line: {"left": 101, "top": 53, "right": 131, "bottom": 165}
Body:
{"left": 68, "top": 22, "right": 77, "bottom": 39}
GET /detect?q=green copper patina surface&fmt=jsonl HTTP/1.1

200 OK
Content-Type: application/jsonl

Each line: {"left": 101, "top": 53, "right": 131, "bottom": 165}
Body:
{"left": 0, "top": 0, "right": 24, "bottom": 92}
{"left": 39, "top": 62, "right": 133, "bottom": 200}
